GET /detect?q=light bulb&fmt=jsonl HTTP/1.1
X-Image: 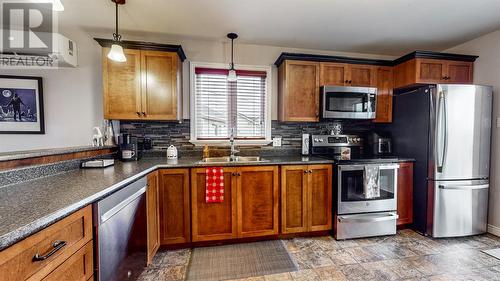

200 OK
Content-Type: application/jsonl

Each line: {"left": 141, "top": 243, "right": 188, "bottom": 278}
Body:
{"left": 227, "top": 69, "right": 237, "bottom": 82}
{"left": 53, "top": 0, "right": 64, "bottom": 11}
{"left": 107, "top": 44, "right": 127, "bottom": 62}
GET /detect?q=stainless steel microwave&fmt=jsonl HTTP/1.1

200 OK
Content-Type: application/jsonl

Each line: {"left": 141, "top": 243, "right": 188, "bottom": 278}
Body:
{"left": 321, "top": 86, "right": 377, "bottom": 119}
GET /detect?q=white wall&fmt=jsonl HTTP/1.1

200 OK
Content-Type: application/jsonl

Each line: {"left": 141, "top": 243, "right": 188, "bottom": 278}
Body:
{"left": 446, "top": 29, "right": 500, "bottom": 232}
{"left": 1, "top": 29, "right": 394, "bottom": 153}
{"left": 0, "top": 26, "right": 103, "bottom": 153}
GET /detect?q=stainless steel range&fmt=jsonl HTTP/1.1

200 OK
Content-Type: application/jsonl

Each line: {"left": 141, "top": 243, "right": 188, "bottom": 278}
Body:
{"left": 311, "top": 134, "right": 400, "bottom": 240}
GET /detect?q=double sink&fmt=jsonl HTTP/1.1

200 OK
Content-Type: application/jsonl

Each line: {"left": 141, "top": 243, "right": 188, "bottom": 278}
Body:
{"left": 198, "top": 156, "right": 269, "bottom": 164}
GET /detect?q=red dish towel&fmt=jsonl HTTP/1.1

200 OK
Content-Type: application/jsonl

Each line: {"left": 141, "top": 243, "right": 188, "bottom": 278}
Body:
{"left": 206, "top": 167, "right": 224, "bottom": 203}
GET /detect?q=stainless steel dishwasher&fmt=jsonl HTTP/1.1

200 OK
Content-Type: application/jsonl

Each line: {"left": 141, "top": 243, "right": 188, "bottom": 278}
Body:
{"left": 94, "top": 177, "right": 148, "bottom": 281}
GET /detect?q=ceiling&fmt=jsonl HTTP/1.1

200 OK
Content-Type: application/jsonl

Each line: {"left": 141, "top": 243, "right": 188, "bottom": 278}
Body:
{"left": 60, "top": 0, "right": 500, "bottom": 56}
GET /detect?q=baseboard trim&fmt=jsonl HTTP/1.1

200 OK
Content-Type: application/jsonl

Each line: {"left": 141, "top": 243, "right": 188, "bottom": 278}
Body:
{"left": 488, "top": 224, "right": 500, "bottom": 237}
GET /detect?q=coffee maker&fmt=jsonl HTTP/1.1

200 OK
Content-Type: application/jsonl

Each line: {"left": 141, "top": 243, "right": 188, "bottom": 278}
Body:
{"left": 119, "top": 134, "right": 140, "bottom": 161}
{"left": 366, "top": 132, "right": 392, "bottom": 156}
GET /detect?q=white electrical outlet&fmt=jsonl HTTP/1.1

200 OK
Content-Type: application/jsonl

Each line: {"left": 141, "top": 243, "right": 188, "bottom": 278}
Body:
{"left": 273, "top": 137, "right": 282, "bottom": 147}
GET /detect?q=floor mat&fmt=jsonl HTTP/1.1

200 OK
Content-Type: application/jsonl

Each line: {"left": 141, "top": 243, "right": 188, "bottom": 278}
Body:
{"left": 483, "top": 248, "right": 500, "bottom": 259}
{"left": 186, "top": 240, "right": 298, "bottom": 281}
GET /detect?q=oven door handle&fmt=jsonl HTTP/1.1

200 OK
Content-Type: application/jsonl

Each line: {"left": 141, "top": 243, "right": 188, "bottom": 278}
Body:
{"left": 338, "top": 164, "right": 399, "bottom": 171}
{"left": 338, "top": 213, "right": 399, "bottom": 223}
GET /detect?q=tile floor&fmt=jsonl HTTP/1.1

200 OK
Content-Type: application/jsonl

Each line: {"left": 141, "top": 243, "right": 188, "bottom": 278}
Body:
{"left": 138, "top": 230, "right": 500, "bottom": 281}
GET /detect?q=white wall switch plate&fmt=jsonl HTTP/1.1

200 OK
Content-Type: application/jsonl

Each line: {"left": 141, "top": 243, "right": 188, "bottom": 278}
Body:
{"left": 273, "top": 137, "right": 282, "bottom": 147}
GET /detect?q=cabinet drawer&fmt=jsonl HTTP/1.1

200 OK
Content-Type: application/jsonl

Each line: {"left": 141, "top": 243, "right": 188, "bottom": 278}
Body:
{"left": 0, "top": 206, "right": 93, "bottom": 281}
{"left": 39, "top": 241, "right": 93, "bottom": 281}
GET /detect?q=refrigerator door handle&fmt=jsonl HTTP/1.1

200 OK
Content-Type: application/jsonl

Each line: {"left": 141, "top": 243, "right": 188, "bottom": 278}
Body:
{"left": 438, "top": 184, "right": 489, "bottom": 190}
{"left": 437, "top": 91, "right": 448, "bottom": 173}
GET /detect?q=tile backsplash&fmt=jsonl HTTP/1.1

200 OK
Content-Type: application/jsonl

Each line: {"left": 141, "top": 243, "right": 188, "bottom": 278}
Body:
{"left": 120, "top": 120, "right": 378, "bottom": 156}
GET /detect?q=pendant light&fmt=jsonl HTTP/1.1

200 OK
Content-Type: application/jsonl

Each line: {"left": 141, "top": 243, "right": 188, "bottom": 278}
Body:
{"left": 227, "top": 33, "right": 238, "bottom": 82}
{"left": 107, "top": 0, "right": 126, "bottom": 62}
{"left": 52, "top": 0, "right": 64, "bottom": 11}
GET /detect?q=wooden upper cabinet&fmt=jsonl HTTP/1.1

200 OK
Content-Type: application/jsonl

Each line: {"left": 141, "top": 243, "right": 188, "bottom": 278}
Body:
{"left": 158, "top": 169, "right": 191, "bottom": 245}
{"left": 281, "top": 165, "right": 332, "bottom": 234}
{"left": 320, "top": 62, "right": 347, "bottom": 86}
{"left": 416, "top": 59, "right": 446, "bottom": 83}
{"left": 191, "top": 168, "right": 238, "bottom": 242}
{"left": 319, "top": 63, "right": 376, "bottom": 87}
{"left": 397, "top": 162, "right": 414, "bottom": 226}
{"left": 278, "top": 60, "right": 320, "bottom": 122}
{"left": 146, "top": 171, "right": 160, "bottom": 264}
{"left": 394, "top": 58, "right": 474, "bottom": 88}
{"left": 237, "top": 166, "right": 279, "bottom": 238}
{"left": 99, "top": 40, "right": 185, "bottom": 121}
{"left": 446, "top": 61, "right": 473, "bottom": 83}
{"left": 373, "top": 66, "right": 394, "bottom": 123}
{"left": 102, "top": 48, "right": 142, "bottom": 120}
{"left": 141, "top": 51, "right": 181, "bottom": 120}
{"left": 347, "top": 64, "right": 376, "bottom": 87}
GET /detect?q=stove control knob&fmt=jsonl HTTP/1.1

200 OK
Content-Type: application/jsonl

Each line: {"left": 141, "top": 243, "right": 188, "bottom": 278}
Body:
{"left": 314, "top": 138, "right": 319, "bottom": 142}
{"left": 356, "top": 138, "right": 361, "bottom": 142}
{"left": 348, "top": 138, "right": 353, "bottom": 142}
{"left": 319, "top": 139, "right": 324, "bottom": 142}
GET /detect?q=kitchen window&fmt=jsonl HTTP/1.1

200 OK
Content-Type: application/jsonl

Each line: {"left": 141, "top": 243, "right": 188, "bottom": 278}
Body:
{"left": 190, "top": 63, "right": 272, "bottom": 146}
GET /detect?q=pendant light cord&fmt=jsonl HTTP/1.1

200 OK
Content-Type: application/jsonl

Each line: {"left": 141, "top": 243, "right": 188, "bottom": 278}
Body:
{"left": 113, "top": 1, "right": 121, "bottom": 42}
{"left": 230, "top": 38, "right": 234, "bottom": 70}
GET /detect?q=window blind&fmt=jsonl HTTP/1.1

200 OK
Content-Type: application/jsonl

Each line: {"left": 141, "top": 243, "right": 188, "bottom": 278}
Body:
{"left": 194, "top": 67, "right": 267, "bottom": 140}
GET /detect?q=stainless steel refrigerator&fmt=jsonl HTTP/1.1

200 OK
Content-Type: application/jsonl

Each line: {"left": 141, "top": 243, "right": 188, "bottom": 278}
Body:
{"left": 388, "top": 84, "right": 492, "bottom": 237}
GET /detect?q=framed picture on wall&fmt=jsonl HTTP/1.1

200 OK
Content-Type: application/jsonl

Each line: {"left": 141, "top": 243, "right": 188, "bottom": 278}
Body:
{"left": 0, "top": 75, "right": 44, "bottom": 134}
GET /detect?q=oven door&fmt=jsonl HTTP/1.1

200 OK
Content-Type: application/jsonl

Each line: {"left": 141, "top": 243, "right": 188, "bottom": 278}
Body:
{"left": 322, "top": 86, "right": 377, "bottom": 119}
{"left": 337, "top": 164, "right": 398, "bottom": 214}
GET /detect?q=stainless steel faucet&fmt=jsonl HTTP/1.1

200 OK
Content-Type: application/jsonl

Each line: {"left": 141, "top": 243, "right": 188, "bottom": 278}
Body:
{"left": 229, "top": 128, "right": 239, "bottom": 161}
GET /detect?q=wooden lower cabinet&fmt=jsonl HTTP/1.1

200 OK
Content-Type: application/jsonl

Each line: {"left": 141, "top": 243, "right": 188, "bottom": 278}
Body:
{"left": 397, "top": 162, "right": 414, "bottom": 226}
{"left": 191, "top": 166, "right": 279, "bottom": 241}
{"left": 158, "top": 169, "right": 191, "bottom": 245}
{"left": 237, "top": 166, "right": 280, "bottom": 238}
{"left": 146, "top": 171, "right": 160, "bottom": 264}
{"left": 0, "top": 206, "right": 93, "bottom": 281}
{"left": 191, "top": 167, "right": 238, "bottom": 242}
{"left": 281, "top": 165, "right": 332, "bottom": 234}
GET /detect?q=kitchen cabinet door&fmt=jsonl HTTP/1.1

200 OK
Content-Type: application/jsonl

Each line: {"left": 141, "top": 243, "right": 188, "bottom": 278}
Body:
{"left": 146, "top": 171, "right": 160, "bottom": 264}
{"left": 416, "top": 59, "right": 446, "bottom": 83}
{"left": 191, "top": 168, "right": 238, "bottom": 242}
{"left": 278, "top": 61, "right": 320, "bottom": 122}
{"left": 102, "top": 48, "right": 142, "bottom": 120}
{"left": 320, "top": 62, "right": 347, "bottom": 86}
{"left": 237, "top": 166, "right": 279, "bottom": 238}
{"left": 373, "top": 66, "right": 394, "bottom": 123}
{"left": 158, "top": 169, "right": 191, "bottom": 245}
{"left": 308, "top": 165, "right": 332, "bottom": 231}
{"left": 397, "top": 162, "right": 414, "bottom": 226}
{"left": 281, "top": 165, "right": 308, "bottom": 234}
{"left": 348, "top": 64, "right": 377, "bottom": 87}
{"left": 445, "top": 61, "right": 473, "bottom": 84}
{"left": 141, "top": 50, "right": 181, "bottom": 120}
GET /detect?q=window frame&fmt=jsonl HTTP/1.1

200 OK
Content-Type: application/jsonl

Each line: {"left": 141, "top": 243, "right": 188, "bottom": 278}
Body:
{"left": 189, "top": 61, "right": 272, "bottom": 146}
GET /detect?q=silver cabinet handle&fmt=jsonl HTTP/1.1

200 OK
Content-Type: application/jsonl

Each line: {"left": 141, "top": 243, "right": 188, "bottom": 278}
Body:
{"left": 439, "top": 184, "right": 489, "bottom": 190}
{"left": 338, "top": 213, "right": 399, "bottom": 223}
{"left": 33, "top": 240, "right": 67, "bottom": 262}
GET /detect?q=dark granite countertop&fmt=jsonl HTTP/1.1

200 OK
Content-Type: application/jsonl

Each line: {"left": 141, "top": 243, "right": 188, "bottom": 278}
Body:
{"left": 0, "top": 156, "right": 336, "bottom": 251}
